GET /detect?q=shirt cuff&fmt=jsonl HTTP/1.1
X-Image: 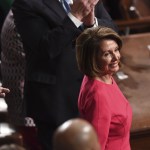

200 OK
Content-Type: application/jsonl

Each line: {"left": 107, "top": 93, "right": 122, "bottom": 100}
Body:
{"left": 94, "top": 17, "right": 98, "bottom": 27}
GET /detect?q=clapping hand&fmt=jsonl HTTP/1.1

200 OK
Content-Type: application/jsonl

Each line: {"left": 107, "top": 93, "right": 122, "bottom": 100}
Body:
{"left": 70, "top": 0, "right": 99, "bottom": 25}
{"left": 0, "top": 87, "right": 10, "bottom": 98}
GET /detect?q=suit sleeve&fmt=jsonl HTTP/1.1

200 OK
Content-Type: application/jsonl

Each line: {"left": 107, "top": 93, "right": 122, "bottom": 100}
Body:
{"left": 84, "top": 92, "right": 111, "bottom": 150}
{"left": 12, "top": 0, "right": 81, "bottom": 59}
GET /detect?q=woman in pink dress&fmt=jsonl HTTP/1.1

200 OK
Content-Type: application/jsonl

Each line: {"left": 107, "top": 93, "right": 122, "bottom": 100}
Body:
{"left": 76, "top": 26, "right": 132, "bottom": 150}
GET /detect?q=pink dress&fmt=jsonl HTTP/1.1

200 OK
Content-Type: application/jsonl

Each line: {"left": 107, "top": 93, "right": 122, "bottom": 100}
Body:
{"left": 78, "top": 76, "right": 132, "bottom": 150}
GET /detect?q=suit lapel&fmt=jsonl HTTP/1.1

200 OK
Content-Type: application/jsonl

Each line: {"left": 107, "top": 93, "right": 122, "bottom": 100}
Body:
{"left": 43, "top": 0, "right": 67, "bottom": 18}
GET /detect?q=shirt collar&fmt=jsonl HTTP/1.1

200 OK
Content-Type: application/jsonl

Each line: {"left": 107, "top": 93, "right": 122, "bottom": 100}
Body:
{"left": 59, "top": 0, "right": 73, "bottom": 4}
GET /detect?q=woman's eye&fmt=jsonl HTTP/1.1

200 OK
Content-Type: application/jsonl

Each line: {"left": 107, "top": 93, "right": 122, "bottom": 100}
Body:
{"left": 104, "top": 53, "right": 110, "bottom": 57}
{"left": 115, "top": 48, "right": 119, "bottom": 52}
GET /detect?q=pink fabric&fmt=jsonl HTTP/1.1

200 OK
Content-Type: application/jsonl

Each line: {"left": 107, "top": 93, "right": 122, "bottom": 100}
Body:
{"left": 78, "top": 76, "right": 132, "bottom": 150}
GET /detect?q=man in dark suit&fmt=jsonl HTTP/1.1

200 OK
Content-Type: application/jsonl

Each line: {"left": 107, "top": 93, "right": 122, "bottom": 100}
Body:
{"left": 12, "top": 0, "right": 117, "bottom": 149}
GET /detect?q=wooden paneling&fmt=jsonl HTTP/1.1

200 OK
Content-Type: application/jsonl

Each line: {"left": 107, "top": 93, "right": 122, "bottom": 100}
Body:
{"left": 103, "top": 0, "right": 150, "bottom": 33}
{"left": 115, "top": 33, "right": 150, "bottom": 149}
{"left": 130, "top": 130, "right": 150, "bottom": 150}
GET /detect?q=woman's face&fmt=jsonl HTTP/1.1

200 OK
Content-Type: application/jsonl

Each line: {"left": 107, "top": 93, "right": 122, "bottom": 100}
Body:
{"left": 98, "top": 39, "right": 121, "bottom": 75}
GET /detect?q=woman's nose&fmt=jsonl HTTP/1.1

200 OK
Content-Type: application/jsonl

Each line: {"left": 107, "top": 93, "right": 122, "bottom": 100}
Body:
{"left": 112, "top": 53, "right": 118, "bottom": 60}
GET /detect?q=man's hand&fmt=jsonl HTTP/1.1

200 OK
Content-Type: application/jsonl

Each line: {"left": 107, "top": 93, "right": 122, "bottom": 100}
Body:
{"left": 70, "top": 0, "right": 99, "bottom": 23}
{"left": 0, "top": 87, "right": 10, "bottom": 98}
{"left": 82, "top": 7, "right": 95, "bottom": 26}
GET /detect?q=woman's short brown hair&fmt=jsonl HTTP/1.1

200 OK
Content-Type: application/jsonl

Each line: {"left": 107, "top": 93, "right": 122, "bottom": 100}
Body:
{"left": 76, "top": 26, "right": 122, "bottom": 77}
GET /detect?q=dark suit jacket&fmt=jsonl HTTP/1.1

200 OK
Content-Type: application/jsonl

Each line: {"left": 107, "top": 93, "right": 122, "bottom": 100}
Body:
{"left": 12, "top": 0, "right": 117, "bottom": 125}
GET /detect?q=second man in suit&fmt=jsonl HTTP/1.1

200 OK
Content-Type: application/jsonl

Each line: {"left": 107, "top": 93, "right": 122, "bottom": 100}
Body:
{"left": 12, "top": 0, "right": 117, "bottom": 149}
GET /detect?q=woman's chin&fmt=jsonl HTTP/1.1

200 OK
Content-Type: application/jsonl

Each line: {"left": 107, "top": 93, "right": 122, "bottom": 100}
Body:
{"left": 111, "top": 66, "right": 120, "bottom": 73}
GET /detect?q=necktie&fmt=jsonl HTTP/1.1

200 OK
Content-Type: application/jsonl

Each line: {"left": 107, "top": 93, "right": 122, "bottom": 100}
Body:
{"left": 61, "top": 0, "right": 71, "bottom": 13}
